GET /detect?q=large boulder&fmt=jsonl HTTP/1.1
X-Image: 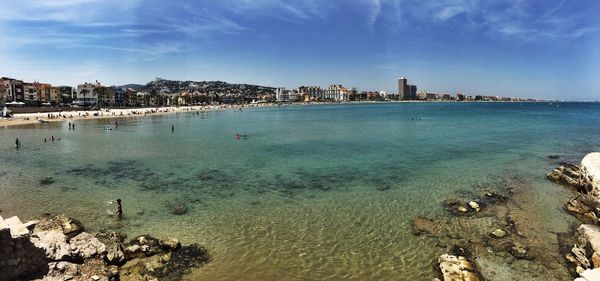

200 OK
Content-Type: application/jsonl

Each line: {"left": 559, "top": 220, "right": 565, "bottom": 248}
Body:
{"left": 96, "top": 232, "right": 126, "bottom": 265}
{"left": 578, "top": 224, "right": 600, "bottom": 254}
{"left": 30, "top": 231, "right": 72, "bottom": 260}
{"left": 70, "top": 232, "right": 106, "bottom": 259}
{"left": 566, "top": 194, "right": 600, "bottom": 224}
{"left": 34, "top": 215, "right": 83, "bottom": 237}
{"left": 437, "top": 254, "right": 480, "bottom": 281}
{"left": 582, "top": 153, "right": 600, "bottom": 189}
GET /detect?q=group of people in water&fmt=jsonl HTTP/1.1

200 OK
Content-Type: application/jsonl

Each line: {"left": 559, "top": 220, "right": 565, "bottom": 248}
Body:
{"left": 68, "top": 122, "right": 76, "bottom": 130}
{"left": 235, "top": 133, "right": 248, "bottom": 140}
{"left": 43, "top": 136, "right": 61, "bottom": 143}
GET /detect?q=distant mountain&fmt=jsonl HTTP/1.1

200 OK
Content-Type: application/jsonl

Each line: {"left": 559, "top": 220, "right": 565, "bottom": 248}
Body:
{"left": 141, "top": 78, "right": 275, "bottom": 99}
{"left": 119, "top": 84, "right": 145, "bottom": 90}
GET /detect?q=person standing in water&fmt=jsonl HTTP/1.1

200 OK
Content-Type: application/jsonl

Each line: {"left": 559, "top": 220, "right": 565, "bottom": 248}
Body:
{"left": 15, "top": 138, "right": 20, "bottom": 149}
{"left": 115, "top": 121, "right": 118, "bottom": 129}
{"left": 116, "top": 199, "right": 123, "bottom": 218}
{"left": 171, "top": 124, "right": 174, "bottom": 132}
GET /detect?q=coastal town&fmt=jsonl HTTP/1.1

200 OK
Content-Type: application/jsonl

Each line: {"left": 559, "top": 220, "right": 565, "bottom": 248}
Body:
{"left": 1, "top": 76, "right": 541, "bottom": 110}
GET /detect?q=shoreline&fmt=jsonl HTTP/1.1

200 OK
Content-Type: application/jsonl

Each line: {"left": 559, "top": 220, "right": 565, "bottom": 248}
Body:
{"left": 0, "top": 100, "right": 571, "bottom": 128}
{"left": 0, "top": 103, "right": 274, "bottom": 128}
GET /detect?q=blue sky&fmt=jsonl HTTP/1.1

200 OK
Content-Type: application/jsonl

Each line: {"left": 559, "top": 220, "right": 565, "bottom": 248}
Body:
{"left": 0, "top": 0, "right": 599, "bottom": 100}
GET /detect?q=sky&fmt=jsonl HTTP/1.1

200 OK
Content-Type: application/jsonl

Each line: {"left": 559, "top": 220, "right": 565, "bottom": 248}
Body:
{"left": 0, "top": 0, "right": 599, "bottom": 100}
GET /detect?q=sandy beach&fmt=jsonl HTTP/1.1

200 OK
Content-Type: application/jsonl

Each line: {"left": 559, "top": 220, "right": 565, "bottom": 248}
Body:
{"left": 0, "top": 103, "right": 274, "bottom": 127}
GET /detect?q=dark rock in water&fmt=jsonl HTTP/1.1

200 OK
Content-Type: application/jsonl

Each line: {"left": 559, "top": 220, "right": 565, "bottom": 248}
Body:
{"left": 124, "top": 235, "right": 163, "bottom": 259}
{"left": 547, "top": 155, "right": 561, "bottom": 160}
{"left": 411, "top": 217, "right": 438, "bottom": 236}
{"left": 40, "top": 177, "right": 55, "bottom": 185}
{"left": 159, "top": 237, "right": 180, "bottom": 251}
{"left": 377, "top": 185, "right": 391, "bottom": 192}
{"left": 119, "top": 243, "right": 210, "bottom": 281}
{"left": 507, "top": 242, "right": 533, "bottom": 260}
{"left": 171, "top": 203, "right": 189, "bottom": 215}
{"left": 155, "top": 244, "right": 210, "bottom": 279}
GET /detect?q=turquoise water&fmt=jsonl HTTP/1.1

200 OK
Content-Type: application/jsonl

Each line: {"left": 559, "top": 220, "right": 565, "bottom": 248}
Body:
{"left": 1, "top": 102, "right": 600, "bottom": 280}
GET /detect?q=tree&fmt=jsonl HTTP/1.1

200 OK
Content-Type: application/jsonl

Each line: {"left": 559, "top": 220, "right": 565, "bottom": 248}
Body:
{"left": 80, "top": 89, "right": 90, "bottom": 106}
{"left": 0, "top": 83, "right": 6, "bottom": 105}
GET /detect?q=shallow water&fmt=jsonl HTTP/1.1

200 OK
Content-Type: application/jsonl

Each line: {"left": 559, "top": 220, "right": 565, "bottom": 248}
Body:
{"left": 1, "top": 102, "right": 599, "bottom": 280}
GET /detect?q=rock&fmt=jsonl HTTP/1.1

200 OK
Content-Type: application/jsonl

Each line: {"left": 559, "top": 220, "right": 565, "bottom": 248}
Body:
{"left": 468, "top": 201, "right": 480, "bottom": 212}
{"left": 70, "top": 232, "right": 106, "bottom": 259}
{"left": 490, "top": 228, "right": 507, "bottom": 238}
{"left": 565, "top": 194, "right": 600, "bottom": 224}
{"left": 578, "top": 224, "right": 600, "bottom": 253}
{"left": 508, "top": 242, "right": 531, "bottom": 260}
{"left": 580, "top": 268, "right": 600, "bottom": 280}
{"left": 592, "top": 252, "right": 600, "bottom": 268}
{"left": 39, "top": 177, "right": 55, "bottom": 185}
{"left": 159, "top": 237, "right": 180, "bottom": 251}
{"left": 548, "top": 164, "right": 596, "bottom": 196}
{"left": 96, "top": 232, "right": 126, "bottom": 265}
{"left": 582, "top": 153, "right": 600, "bottom": 186}
{"left": 34, "top": 214, "right": 83, "bottom": 237}
{"left": 125, "top": 235, "right": 163, "bottom": 259}
{"left": 45, "top": 261, "right": 80, "bottom": 280}
{"left": 30, "top": 230, "right": 72, "bottom": 260}
{"left": 437, "top": 254, "right": 480, "bottom": 281}
{"left": 572, "top": 244, "right": 591, "bottom": 268}
{"left": 457, "top": 206, "right": 468, "bottom": 213}
{"left": 411, "top": 217, "right": 438, "bottom": 236}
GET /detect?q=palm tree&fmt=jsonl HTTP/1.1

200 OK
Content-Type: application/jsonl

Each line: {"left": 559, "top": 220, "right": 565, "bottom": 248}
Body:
{"left": 0, "top": 83, "right": 6, "bottom": 105}
{"left": 80, "top": 89, "right": 90, "bottom": 106}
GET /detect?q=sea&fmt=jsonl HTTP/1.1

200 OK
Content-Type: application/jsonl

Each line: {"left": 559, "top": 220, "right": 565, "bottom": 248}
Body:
{"left": 1, "top": 102, "right": 600, "bottom": 280}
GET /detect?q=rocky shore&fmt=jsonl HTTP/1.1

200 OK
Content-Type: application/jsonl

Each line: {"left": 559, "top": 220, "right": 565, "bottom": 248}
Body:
{"left": 0, "top": 214, "right": 209, "bottom": 281}
{"left": 412, "top": 152, "right": 600, "bottom": 281}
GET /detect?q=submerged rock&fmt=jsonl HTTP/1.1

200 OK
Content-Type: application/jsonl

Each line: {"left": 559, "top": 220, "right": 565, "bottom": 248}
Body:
{"left": 159, "top": 237, "right": 180, "bottom": 251}
{"left": 507, "top": 242, "right": 532, "bottom": 260}
{"left": 39, "top": 177, "right": 55, "bottom": 185}
{"left": 468, "top": 201, "right": 481, "bottom": 212}
{"left": 411, "top": 217, "right": 438, "bottom": 236}
{"left": 490, "top": 228, "right": 507, "bottom": 239}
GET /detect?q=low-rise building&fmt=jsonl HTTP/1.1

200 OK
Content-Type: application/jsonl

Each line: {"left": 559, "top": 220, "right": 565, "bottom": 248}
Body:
{"left": 75, "top": 82, "right": 99, "bottom": 105}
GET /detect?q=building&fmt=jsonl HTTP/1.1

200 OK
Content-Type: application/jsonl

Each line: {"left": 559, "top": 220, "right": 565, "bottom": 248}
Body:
{"left": 324, "top": 84, "right": 349, "bottom": 101}
{"left": 409, "top": 85, "right": 417, "bottom": 100}
{"left": 75, "top": 82, "right": 99, "bottom": 105}
{"left": 1, "top": 77, "right": 24, "bottom": 102}
{"left": 23, "top": 83, "right": 38, "bottom": 104}
{"left": 59, "top": 86, "right": 74, "bottom": 104}
{"left": 275, "top": 87, "right": 290, "bottom": 102}
{"left": 50, "top": 87, "right": 60, "bottom": 104}
{"left": 297, "top": 86, "right": 322, "bottom": 101}
{"left": 398, "top": 77, "right": 408, "bottom": 100}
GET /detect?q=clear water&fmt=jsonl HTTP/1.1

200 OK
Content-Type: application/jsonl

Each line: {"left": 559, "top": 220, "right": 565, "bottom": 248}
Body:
{"left": 1, "top": 102, "right": 600, "bottom": 280}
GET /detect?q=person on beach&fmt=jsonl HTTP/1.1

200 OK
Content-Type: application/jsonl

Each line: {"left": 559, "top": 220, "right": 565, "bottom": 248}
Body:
{"left": 15, "top": 138, "right": 20, "bottom": 149}
{"left": 116, "top": 199, "right": 123, "bottom": 218}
